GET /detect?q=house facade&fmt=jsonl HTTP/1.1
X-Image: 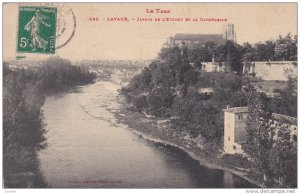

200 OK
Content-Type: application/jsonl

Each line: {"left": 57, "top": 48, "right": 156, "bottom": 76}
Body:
{"left": 223, "top": 107, "right": 249, "bottom": 154}
{"left": 223, "top": 106, "right": 298, "bottom": 154}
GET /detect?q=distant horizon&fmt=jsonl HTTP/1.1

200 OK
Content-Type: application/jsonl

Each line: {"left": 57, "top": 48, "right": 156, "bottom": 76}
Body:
{"left": 5, "top": 31, "right": 296, "bottom": 62}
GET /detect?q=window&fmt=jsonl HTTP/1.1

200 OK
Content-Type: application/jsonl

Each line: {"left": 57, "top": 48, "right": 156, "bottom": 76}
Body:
{"left": 228, "top": 136, "right": 230, "bottom": 141}
{"left": 238, "top": 114, "right": 243, "bottom": 120}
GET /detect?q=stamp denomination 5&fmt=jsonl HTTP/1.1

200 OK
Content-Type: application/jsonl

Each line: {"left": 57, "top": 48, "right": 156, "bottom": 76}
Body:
{"left": 17, "top": 6, "right": 57, "bottom": 54}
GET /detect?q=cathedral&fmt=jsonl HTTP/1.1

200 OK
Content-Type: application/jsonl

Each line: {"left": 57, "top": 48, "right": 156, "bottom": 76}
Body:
{"left": 168, "top": 23, "right": 236, "bottom": 47}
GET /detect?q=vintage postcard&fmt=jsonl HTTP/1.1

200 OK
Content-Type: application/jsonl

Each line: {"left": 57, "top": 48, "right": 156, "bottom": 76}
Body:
{"left": 2, "top": 2, "right": 298, "bottom": 191}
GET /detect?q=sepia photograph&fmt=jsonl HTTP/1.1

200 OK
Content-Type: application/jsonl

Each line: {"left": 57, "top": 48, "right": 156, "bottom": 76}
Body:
{"left": 2, "top": 2, "right": 298, "bottom": 191}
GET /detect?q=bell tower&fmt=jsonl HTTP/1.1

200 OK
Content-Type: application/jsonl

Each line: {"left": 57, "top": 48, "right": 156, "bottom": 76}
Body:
{"left": 223, "top": 23, "right": 236, "bottom": 42}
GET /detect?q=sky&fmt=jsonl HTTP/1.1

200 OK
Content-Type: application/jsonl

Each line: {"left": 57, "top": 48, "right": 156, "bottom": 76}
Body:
{"left": 3, "top": 3, "right": 297, "bottom": 61}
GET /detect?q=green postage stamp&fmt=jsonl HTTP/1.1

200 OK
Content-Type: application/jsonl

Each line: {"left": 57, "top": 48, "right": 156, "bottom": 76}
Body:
{"left": 17, "top": 6, "right": 57, "bottom": 54}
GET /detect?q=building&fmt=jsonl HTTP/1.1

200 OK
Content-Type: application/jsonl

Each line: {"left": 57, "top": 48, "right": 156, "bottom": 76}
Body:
{"left": 201, "top": 56, "right": 225, "bottom": 72}
{"left": 223, "top": 106, "right": 298, "bottom": 154}
{"left": 223, "top": 23, "right": 236, "bottom": 42}
{"left": 168, "top": 23, "right": 236, "bottom": 47}
{"left": 270, "top": 113, "right": 297, "bottom": 142}
{"left": 243, "top": 61, "right": 297, "bottom": 81}
{"left": 223, "top": 107, "right": 249, "bottom": 154}
{"left": 170, "top": 33, "right": 226, "bottom": 47}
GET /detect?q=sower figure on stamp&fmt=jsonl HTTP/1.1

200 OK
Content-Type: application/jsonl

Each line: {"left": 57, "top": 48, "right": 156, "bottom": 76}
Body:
{"left": 24, "top": 9, "right": 51, "bottom": 51}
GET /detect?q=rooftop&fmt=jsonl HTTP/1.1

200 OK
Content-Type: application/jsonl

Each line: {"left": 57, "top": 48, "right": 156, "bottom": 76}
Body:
{"left": 272, "top": 113, "right": 297, "bottom": 126}
{"left": 223, "top": 106, "right": 297, "bottom": 125}
{"left": 223, "top": 106, "right": 249, "bottom": 113}
{"left": 172, "top": 33, "right": 226, "bottom": 45}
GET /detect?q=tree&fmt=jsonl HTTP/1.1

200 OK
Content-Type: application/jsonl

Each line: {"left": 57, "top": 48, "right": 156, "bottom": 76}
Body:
{"left": 3, "top": 59, "right": 97, "bottom": 187}
{"left": 245, "top": 88, "right": 273, "bottom": 179}
{"left": 269, "top": 135, "right": 297, "bottom": 187}
{"left": 226, "top": 41, "right": 243, "bottom": 73}
{"left": 290, "top": 35, "right": 297, "bottom": 60}
{"left": 205, "top": 41, "right": 217, "bottom": 57}
{"left": 215, "top": 44, "right": 227, "bottom": 62}
{"left": 269, "top": 76, "right": 297, "bottom": 117}
{"left": 274, "top": 33, "right": 296, "bottom": 61}
{"left": 188, "top": 44, "right": 212, "bottom": 63}
{"left": 3, "top": 68, "right": 46, "bottom": 187}
{"left": 215, "top": 41, "right": 243, "bottom": 73}
{"left": 36, "top": 57, "right": 96, "bottom": 92}
{"left": 147, "top": 86, "right": 176, "bottom": 117}
{"left": 241, "top": 42, "right": 255, "bottom": 62}
{"left": 254, "top": 41, "right": 276, "bottom": 61}
{"left": 245, "top": 78, "right": 297, "bottom": 187}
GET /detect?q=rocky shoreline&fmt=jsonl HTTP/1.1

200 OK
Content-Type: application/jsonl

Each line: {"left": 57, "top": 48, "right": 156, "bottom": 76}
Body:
{"left": 114, "top": 97, "right": 264, "bottom": 188}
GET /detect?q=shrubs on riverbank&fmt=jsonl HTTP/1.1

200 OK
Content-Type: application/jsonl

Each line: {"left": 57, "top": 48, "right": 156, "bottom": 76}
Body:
{"left": 222, "top": 154, "right": 251, "bottom": 169}
{"left": 4, "top": 65, "right": 47, "bottom": 187}
{"left": 3, "top": 57, "right": 97, "bottom": 188}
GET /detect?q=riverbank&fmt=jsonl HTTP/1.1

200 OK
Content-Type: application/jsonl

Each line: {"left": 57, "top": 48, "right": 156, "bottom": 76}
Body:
{"left": 114, "top": 96, "right": 264, "bottom": 188}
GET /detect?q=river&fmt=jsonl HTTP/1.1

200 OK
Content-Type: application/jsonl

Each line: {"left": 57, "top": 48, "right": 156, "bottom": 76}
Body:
{"left": 38, "top": 81, "right": 256, "bottom": 188}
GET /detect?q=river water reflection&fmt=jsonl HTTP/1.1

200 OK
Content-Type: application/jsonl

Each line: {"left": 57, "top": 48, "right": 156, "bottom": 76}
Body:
{"left": 38, "top": 81, "right": 256, "bottom": 188}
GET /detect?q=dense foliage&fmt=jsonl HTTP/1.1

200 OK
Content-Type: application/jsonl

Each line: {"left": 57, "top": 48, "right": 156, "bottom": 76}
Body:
{"left": 3, "top": 57, "right": 97, "bottom": 187}
{"left": 185, "top": 33, "right": 297, "bottom": 73}
{"left": 269, "top": 77, "right": 297, "bottom": 117}
{"left": 121, "top": 34, "right": 297, "bottom": 187}
{"left": 3, "top": 65, "right": 47, "bottom": 187}
{"left": 35, "top": 57, "right": 97, "bottom": 93}
{"left": 122, "top": 45, "right": 248, "bottom": 142}
{"left": 245, "top": 87, "right": 297, "bottom": 187}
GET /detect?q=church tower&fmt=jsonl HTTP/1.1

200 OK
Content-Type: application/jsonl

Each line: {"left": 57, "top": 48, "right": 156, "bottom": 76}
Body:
{"left": 223, "top": 23, "right": 236, "bottom": 42}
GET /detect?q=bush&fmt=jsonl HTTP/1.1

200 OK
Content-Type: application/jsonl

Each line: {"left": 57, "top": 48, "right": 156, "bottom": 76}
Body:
{"left": 222, "top": 154, "right": 251, "bottom": 169}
